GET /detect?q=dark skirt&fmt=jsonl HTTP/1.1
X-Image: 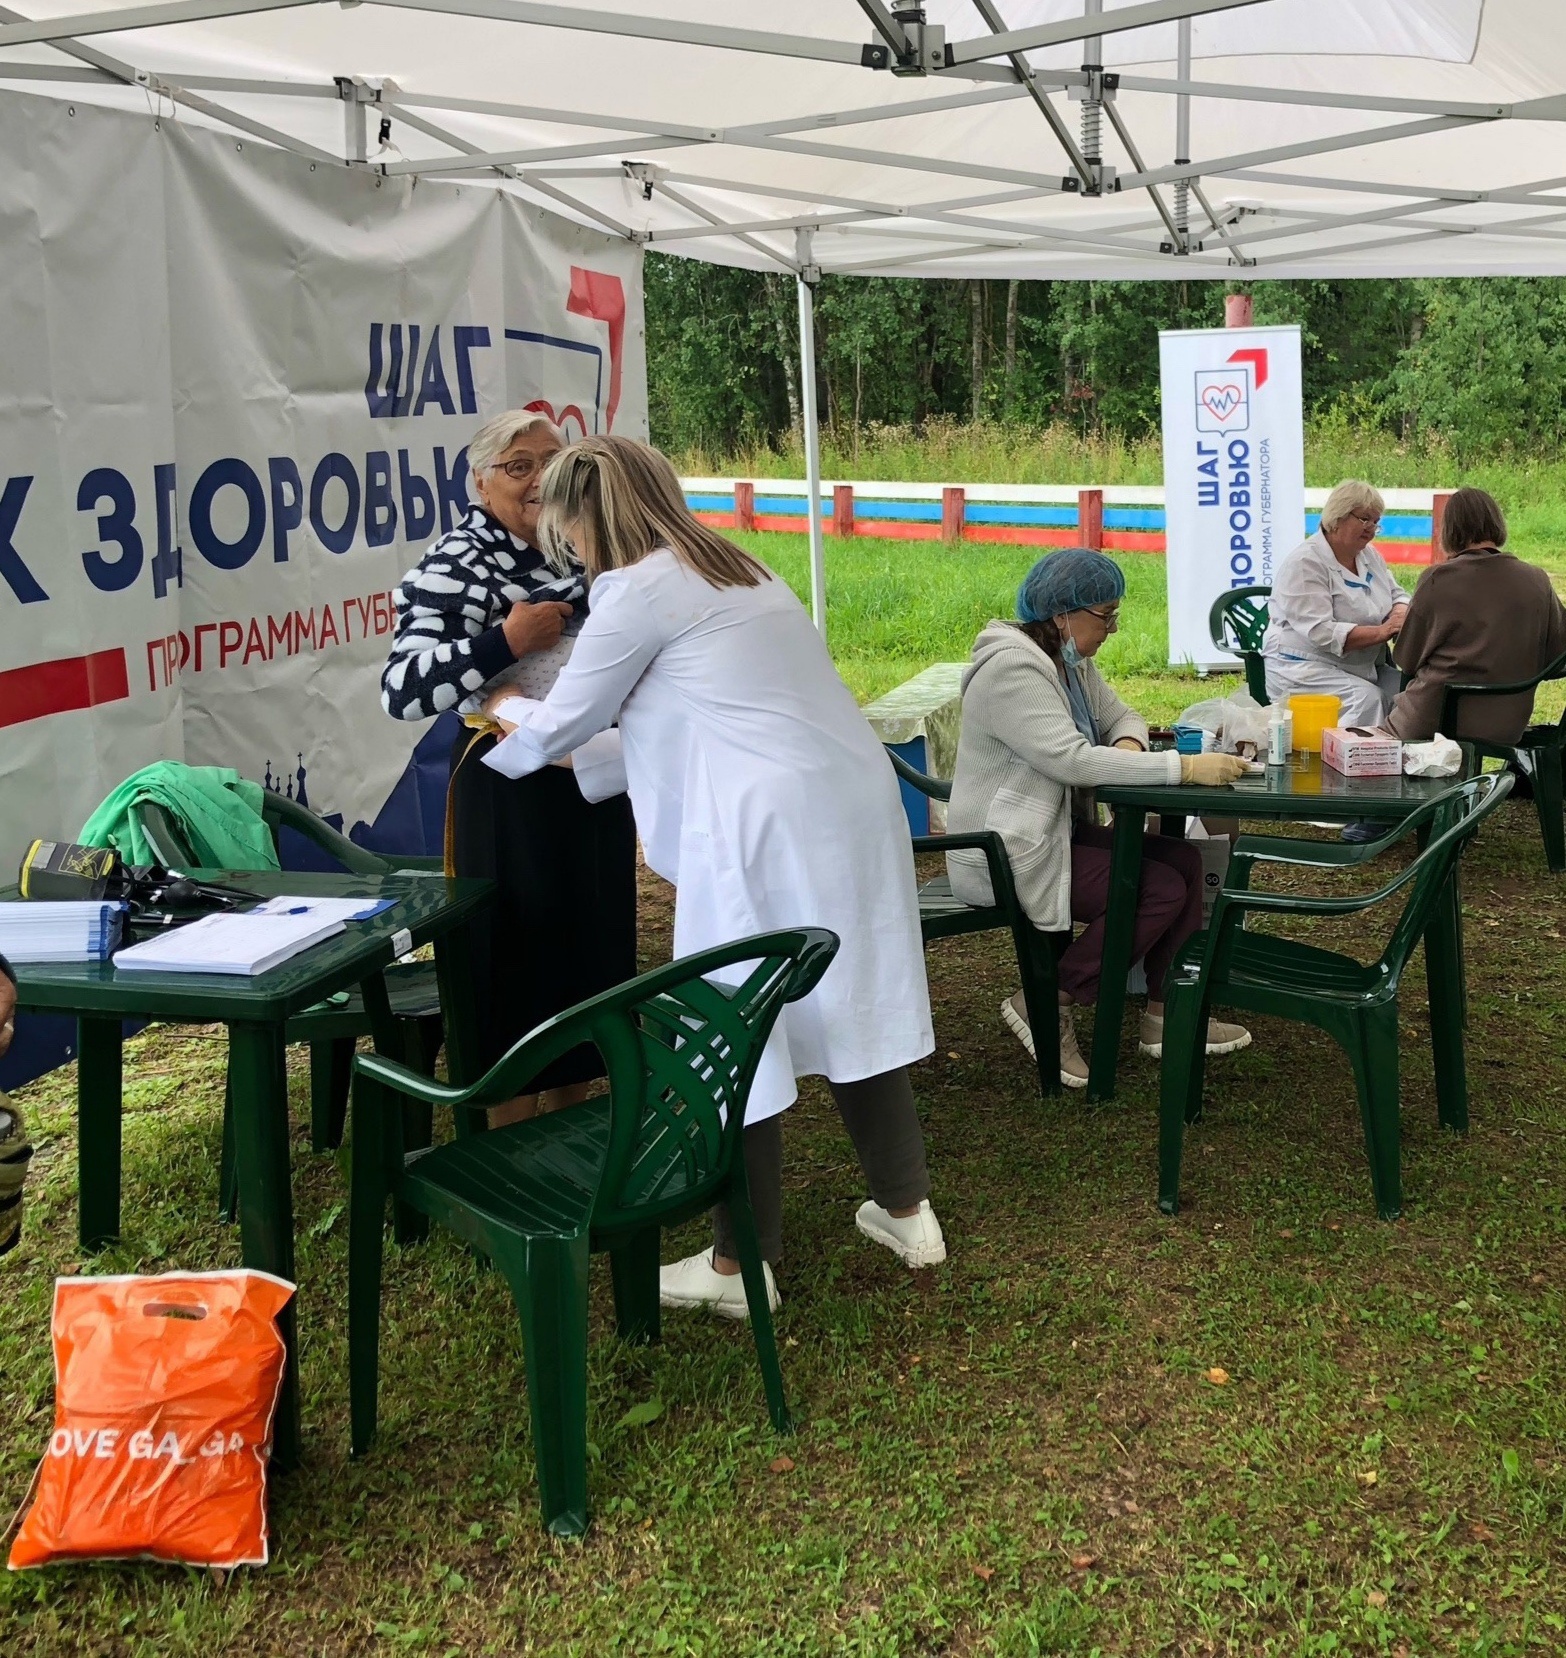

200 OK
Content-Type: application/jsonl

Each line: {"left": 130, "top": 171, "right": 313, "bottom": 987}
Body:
{"left": 449, "top": 726, "right": 638, "bottom": 1089}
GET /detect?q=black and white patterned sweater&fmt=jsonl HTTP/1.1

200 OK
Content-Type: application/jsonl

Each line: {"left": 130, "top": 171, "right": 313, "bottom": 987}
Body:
{"left": 380, "top": 506, "right": 587, "bottom": 722}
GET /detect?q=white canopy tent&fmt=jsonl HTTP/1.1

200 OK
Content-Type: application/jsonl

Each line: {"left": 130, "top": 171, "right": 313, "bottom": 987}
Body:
{"left": 4, "top": 0, "right": 1566, "bottom": 621}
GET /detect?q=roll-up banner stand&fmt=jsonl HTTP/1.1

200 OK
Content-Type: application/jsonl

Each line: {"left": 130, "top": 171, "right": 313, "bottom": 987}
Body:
{"left": 0, "top": 92, "right": 646, "bottom": 1086}
{"left": 1158, "top": 325, "right": 1304, "bottom": 670}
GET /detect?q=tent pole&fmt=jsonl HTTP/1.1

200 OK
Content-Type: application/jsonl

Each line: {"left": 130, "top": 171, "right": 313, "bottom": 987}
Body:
{"left": 1174, "top": 16, "right": 1191, "bottom": 246}
{"left": 1078, "top": 0, "right": 1103, "bottom": 191}
{"left": 795, "top": 228, "right": 827, "bottom": 637}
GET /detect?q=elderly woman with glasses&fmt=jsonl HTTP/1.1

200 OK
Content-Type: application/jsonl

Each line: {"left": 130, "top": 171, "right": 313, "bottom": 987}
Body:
{"left": 381, "top": 409, "right": 637, "bottom": 1121}
{"left": 946, "top": 549, "right": 1253, "bottom": 1089}
{"left": 1262, "top": 479, "right": 1409, "bottom": 727}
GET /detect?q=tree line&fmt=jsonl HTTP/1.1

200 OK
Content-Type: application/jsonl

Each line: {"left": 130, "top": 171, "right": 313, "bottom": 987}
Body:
{"left": 645, "top": 259, "right": 1566, "bottom": 465}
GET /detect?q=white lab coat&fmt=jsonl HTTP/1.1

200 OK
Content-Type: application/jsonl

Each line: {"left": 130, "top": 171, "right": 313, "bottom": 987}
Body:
{"left": 1262, "top": 530, "right": 1408, "bottom": 725}
{"left": 483, "top": 548, "right": 934, "bottom": 1123}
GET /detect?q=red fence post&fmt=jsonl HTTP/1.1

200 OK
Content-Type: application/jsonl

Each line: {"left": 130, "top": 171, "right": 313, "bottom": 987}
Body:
{"left": 1430, "top": 491, "right": 1452, "bottom": 562}
{"left": 1077, "top": 487, "right": 1104, "bottom": 551}
{"left": 832, "top": 483, "right": 855, "bottom": 538}
{"left": 734, "top": 479, "right": 755, "bottom": 532}
{"left": 941, "top": 486, "right": 965, "bottom": 545}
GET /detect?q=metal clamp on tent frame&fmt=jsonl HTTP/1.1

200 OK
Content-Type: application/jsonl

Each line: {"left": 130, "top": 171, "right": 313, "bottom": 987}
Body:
{"left": 888, "top": 3, "right": 947, "bottom": 78}
{"left": 335, "top": 74, "right": 393, "bottom": 167}
{"left": 855, "top": 1, "right": 948, "bottom": 76}
{"left": 622, "top": 159, "right": 656, "bottom": 202}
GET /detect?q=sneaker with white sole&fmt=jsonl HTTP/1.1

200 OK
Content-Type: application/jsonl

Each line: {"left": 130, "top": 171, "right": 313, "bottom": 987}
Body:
{"left": 1001, "top": 995, "right": 1036, "bottom": 1058}
{"left": 855, "top": 1198, "right": 948, "bottom": 1267}
{"left": 1139, "top": 1010, "right": 1252, "bottom": 1059}
{"left": 1001, "top": 998, "right": 1090, "bottom": 1089}
{"left": 659, "top": 1249, "right": 779, "bottom": 1320}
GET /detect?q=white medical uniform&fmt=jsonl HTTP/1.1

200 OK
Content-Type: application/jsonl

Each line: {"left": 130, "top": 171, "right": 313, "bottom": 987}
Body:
{"left": 483, "top": 548, "right": 934, "bottom": 1124}
{"left": 1262, "top": 530, "right": 1408, "bottom": 726}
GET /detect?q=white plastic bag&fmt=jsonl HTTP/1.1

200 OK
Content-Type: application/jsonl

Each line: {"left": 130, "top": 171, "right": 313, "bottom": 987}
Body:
{"left": 1401, "top": 733, "right": 1464, "bottom": 777}
{"left": 1177, "top": 691, "right": 1271, "bottom": 759}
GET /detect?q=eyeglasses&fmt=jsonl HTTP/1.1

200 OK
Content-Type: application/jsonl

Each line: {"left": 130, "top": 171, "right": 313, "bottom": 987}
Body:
{"left": 493, "top": 456, "right": 541, "bottom": 481}
{"left": 1349, "top": 511, "right": 1381, "bottom": 529}
{"left": 1080, "top": 604, "right": 1120, "bottom": 631}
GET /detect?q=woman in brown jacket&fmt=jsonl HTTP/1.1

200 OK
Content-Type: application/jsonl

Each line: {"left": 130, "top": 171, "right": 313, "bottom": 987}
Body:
{"left": 1386, "top": 488, "right": 1566, "bottom": 743}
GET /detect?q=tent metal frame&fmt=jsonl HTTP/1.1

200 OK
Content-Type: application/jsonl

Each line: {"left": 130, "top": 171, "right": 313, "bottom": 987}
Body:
{"left": 3, "top": 0, "right": 1561, "bottom": 278}
{"left": 4, "top": 0, "right": 1566, "bottom": 628}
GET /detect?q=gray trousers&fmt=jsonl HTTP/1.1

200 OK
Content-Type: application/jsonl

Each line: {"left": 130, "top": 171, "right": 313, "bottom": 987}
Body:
{"left": 711, "top": 1066, "right": 930, "bottom": 1265}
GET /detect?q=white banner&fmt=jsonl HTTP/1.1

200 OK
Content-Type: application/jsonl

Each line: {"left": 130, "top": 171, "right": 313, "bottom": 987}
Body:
{"left": 1158, "top": 324, "right": 1304, "bottom": 670}
{"left": 0, "top": 91, "right": 646, "bottom": 879}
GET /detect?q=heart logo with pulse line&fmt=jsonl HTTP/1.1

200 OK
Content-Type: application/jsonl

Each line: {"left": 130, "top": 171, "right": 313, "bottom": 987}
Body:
{"left": 1199, "top": 382, "right": 1244, "bottom": 421}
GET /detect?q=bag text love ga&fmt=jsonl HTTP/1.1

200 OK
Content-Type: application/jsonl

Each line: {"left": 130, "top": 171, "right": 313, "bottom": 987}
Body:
{"left": 9, "top": 1269, "right": 293, "bottom": 1570}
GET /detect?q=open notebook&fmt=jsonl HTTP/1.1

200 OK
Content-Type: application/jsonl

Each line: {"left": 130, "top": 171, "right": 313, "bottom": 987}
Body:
{"left": 114, "top": 910, "right": 346, "bottom": 975}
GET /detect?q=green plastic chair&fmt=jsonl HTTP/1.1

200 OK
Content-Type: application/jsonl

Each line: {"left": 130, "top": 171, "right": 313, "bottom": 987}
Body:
{"left": 348, "top": 926, "right": 839, "bottom": 1536}
{"left": 133, "top": 790, "right": 446, "bottom": 1161}
{"left": 1208, "top": 585, "right": 1272, "bottom": 705}
{"left": 1157, "top": 771, "right": 1512, "bottom": 1222}
{"left": 1438, "top": 648, "right": 1566, "bottom": 874}
{"left": 884, "top": 748, "right": 1065, "bottom": 1099}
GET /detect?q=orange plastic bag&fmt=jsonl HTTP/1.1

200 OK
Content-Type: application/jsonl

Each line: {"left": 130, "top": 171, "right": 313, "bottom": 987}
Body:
{"left": 8, "top": 1269, "right": 294, "bottom": 1570}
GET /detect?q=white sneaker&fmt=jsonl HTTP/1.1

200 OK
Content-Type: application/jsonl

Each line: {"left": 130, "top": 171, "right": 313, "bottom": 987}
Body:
{"left": 658, "top": 1250, "right": 779, "bottom": 1321}
{"left": 855, "top": 1199, "right": 948, "bottom": 1268}
{"left": 1139, "top": 1010, "right": 1252, "bottom": 1059}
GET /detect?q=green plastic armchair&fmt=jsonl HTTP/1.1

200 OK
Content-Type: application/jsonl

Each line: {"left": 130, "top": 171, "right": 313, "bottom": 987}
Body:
{"left": 884, "top": 748, "right": 1065, "bottom": 1099}
{"left": 131, "top": 790, "right": 446, "bottom": 1169}
{"left": 1158, "top": 771, "right": 1512, "bottom": 1222}
{"left": 1208, "top": 585, "right": 1272, "bottom": 705}
{"left": 348, "top": 926, "right": 839, "bottom": 1536}
{"left": 1438, "top": 648, "right": 1566, "bottom": 874}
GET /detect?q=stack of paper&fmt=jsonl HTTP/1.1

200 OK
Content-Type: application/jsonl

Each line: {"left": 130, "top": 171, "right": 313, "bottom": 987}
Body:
{"left": 114, "top": 910, "right": 346, "bottom": 976}
{"left": 0, "top": 901, "right": 127, "bottom": 963}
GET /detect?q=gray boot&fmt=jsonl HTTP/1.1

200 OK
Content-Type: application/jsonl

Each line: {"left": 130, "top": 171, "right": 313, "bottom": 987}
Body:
{"left": 0, "top": 1099, "right": 33, "bottom": 1256}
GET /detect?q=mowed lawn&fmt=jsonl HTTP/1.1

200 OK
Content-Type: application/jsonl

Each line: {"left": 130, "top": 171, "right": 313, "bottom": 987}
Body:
{"left": 2, "top": 538, "right": 1565, "bottom": 1657}
{"left": 741, "top": 531, "right": 1566, "bottom": 725}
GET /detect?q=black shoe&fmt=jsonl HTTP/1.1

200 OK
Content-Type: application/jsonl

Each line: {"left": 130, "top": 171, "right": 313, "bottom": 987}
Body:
{"left": 1340, "top": 820, "right": 1384, "bottom": 845}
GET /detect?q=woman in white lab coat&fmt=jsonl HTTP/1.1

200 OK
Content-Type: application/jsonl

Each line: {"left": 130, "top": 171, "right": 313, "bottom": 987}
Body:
{"left": 481, "top": 435, "right": 945, "bottom": 1318}
{"left": 1262, "top": 478, "right": 1409, "bottom": 726}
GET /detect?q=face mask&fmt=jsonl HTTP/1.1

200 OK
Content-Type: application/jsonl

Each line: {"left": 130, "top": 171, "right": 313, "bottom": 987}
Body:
{"left": 1059, "top": 616, "right": 1084, "bottom": 668}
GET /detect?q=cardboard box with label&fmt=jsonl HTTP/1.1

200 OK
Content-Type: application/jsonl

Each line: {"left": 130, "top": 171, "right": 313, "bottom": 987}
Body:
{"left": 1322, "top": 726, "right": 1403, "bottom": 778}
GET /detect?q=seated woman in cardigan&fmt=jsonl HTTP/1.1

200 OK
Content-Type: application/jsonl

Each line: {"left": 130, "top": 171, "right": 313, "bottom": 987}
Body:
{"left": 944, "top": 548, "right": 1254, "bottom": 1090}
{"left": 1386, "top": 487, "right": 1566, "bottom": 744}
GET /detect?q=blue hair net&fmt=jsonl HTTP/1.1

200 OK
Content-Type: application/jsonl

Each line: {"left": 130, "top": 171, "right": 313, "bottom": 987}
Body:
{"left": 1016, "top": 548, "right": 1125, "bottom": 623}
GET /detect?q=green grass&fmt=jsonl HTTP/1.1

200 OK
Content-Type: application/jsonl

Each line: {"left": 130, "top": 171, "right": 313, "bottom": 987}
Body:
{"left": 3, "top": 545, "right": 1565, "bottom": 1656}
{"left": 739, "top": 535, "right": 1194, "bottom": 712}
{"left": 678, "top": 419, "right": 1168, "bottom": 488}
{"left": 737, "top": 532, "right": 1566, "bottom": 724}
{"left": 677, "top": 420, "right": 1566, "bottom": 570}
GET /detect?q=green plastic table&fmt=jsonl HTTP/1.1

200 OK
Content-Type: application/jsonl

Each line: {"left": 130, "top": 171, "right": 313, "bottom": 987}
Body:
{"left": 1089, "top": 754, "right": 1469, "bottom": 1100}
{"left": 3, "top": 869, "right": 493, "bottom": 1470}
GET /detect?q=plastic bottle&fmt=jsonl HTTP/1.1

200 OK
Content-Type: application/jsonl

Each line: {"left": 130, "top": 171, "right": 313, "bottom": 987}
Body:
{"left": 1267, "top": 712, "right": 1288, "bottom": 766}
